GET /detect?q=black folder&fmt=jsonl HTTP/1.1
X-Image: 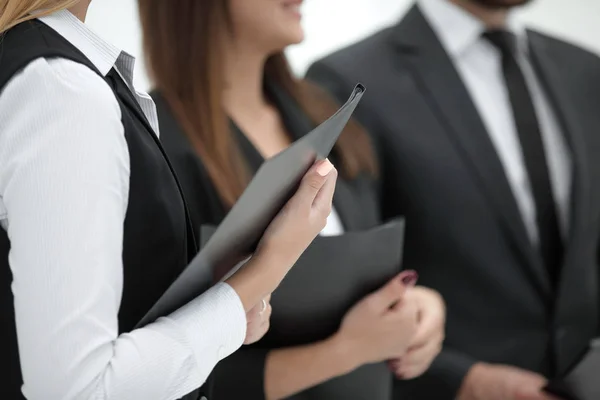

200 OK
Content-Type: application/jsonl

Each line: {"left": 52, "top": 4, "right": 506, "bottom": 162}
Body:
{"left": 259, "top": 219, "right": 405, "bottom": 346}
{"left": 199, "top": 219, "right": 405, "bottom": 344}
{"left": 201, "top": 219, "right": 405, "bottom": 400}
{"left": 137, "top": 84, "right": 365, "bottom": 327}
{"left": 545, "top": 339, "right": 600, "bottom": 400}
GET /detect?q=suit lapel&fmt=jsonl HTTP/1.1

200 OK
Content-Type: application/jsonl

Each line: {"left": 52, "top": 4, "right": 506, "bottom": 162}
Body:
{"left": 390, "top": 7, "right": 551, "bottom": 295}
{"left": 527, "top": 32, "right": 591, "bottom": 279}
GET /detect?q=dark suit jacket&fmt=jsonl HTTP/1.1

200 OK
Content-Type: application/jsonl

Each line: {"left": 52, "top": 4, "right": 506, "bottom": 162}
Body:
{"left": 151, "top": 82, "right": 395, "bottom": 399}
{"left": 306, "top": 5, "right": 600, "bottom": 400}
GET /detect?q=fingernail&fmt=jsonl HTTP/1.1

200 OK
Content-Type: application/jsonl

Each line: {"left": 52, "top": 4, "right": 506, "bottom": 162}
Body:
{"left": 400, "top": 270, "right": 418, "bottom": 287}
{"left": 316, "top": 159, "right": 333, "bottom": 176}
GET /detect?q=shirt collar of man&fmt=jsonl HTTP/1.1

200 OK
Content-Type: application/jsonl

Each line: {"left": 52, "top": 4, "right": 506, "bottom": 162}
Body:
{"left": 418, "top": 0, "right": 529, "bottom": 58}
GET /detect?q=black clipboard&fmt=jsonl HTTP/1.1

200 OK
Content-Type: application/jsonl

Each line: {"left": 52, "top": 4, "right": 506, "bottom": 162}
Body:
{"left": 545, "top": 339, "right": 600, "bottom": 400}
{"left": 137, "top": 84, "right": 365, "bottom": 327}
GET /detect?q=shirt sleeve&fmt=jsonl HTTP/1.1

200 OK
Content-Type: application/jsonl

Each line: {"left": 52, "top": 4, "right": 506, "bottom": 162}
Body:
{"left": 0, "top": 58, "right": 246, "bottom": 400}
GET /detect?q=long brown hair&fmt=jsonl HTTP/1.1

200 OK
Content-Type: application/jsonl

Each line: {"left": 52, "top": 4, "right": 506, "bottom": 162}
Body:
{"left": 0, "top": 0, "right": 80, "bottom": 33}
{"left": 139, "top": 0, "right": 377, "bottom": 208}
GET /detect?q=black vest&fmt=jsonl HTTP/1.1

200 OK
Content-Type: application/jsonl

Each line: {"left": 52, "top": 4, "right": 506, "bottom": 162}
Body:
{"left": 0, "top": 21, "right": 197, "bottom": 399}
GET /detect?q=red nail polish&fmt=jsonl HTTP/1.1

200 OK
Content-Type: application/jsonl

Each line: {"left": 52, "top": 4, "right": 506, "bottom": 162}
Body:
{"left": 400, "top": 270, "right": 418, "bottom": 286}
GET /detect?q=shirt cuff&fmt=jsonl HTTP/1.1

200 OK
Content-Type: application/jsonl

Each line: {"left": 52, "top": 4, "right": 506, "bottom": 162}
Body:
{"left": 165, "top": 283, "right": 247, "bottom": 378}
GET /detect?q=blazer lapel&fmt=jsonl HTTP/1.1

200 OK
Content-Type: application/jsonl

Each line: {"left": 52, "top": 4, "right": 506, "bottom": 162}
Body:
{"left": 390, "top": 6, "right": 551, "bottom": 295}
{"left": 527, "top": 32, "right": 591, "bottom": 283}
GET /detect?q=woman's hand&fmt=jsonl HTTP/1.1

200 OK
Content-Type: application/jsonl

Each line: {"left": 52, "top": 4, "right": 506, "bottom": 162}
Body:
{"left": 333, "top": 271, "right": 420, "bottom": 368}
{"left": 258, "top": 158, "right": 337, "bottom": 267}
{"left": 388, "top": 286, "right": 446, "bottom": 379}
{"left": 226, "top": 159, "right": 337, "bottom": 312}
{"left": 244, "top": 295, "right": 272, "bottom": 344}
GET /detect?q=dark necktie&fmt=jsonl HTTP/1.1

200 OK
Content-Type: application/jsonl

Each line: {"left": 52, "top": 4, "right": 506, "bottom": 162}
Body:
{"left": 483, "top": 30, "right": 563, "bottom": 287}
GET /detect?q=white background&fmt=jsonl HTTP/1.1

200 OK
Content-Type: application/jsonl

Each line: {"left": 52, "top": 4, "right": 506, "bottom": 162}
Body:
{"left": 86, "top": 0, "right": 600, "bottom": 92}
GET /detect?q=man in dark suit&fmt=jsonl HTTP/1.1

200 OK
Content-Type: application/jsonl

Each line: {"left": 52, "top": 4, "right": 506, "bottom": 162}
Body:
{"left": 306, "top": 0, "right": 600, "bottom": 399}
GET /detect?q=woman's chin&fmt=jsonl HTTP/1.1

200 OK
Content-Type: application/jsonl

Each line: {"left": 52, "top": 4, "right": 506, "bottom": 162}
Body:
{"left": 282, "top": 31, "right": 306, "bottom": 47}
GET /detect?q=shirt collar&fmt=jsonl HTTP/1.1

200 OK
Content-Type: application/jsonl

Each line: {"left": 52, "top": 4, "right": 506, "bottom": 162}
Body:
{"left": 418, "top": 0, "right": 528, "bottom": 58}
{"left": 37, "top": 9, "right": 121, "bottom": 76}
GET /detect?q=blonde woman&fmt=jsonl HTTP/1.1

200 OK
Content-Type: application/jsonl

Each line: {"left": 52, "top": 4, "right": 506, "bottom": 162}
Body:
{"left": 0, "top": 1, "right": 338, "bottom": 399}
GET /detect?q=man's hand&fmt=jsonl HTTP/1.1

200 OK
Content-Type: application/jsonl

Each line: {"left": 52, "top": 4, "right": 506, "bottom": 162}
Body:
{"left": 244, "top": 295, "right": 272, "bottom": 345}
{"left": 457, "top": 363, "right": 564, "bottom": 400}
{"left": 388, "top": 286, "right": 446, "bottom": 379}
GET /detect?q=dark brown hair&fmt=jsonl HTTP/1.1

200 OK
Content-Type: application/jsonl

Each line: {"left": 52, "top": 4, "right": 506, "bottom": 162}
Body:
{"left": 139, "top": 0, "right": 377, "bottom": 208}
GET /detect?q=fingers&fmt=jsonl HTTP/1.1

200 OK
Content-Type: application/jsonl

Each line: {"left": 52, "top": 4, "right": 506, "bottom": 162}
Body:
{"left": 370, "top": 270, "right": 419, "bottom": 312}
{"left": 256, "top": 296, "right": 272, "bottom": 319}
{"left": 514, "top": 374, "right": 555, "bottom": 400}
{"left": 292, "top": 159, "right": 336, "bottom": 210}
{"left": 312, "top": 166, "right": 337, "bottom": 214}
{"left": 244, "top": 298, "right": 272, "bottom": 345}
{"left": 245, "top": 320, "right": 270, "bottom": 345}
{"left": 407, "top": 289, "right": 445, "bottom": 349}
{"left": 398, "top": 270, "right": 419, "bottom": 288}
{"left": 514, "top": 385, "right": 560, "bottom": 400}
{"left": 261, "top": 301, "right": 272, "bottom": 321}
{"left": 247, "top": 295, "right": 271, "bottom": 316}
{"left": 258, "top": 294, "right": 272, "bottom": 315}
{"left": 390, "top": 331, "right": 444, "bottom": 379}
{"left": 246, "top": 299, "right": 264, "bottom": 321}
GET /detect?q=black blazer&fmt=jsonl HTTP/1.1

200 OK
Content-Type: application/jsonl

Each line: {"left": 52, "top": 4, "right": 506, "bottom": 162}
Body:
{"left": 152, "top": 83, "right": 392, "bottom": 399}
{"left": 307, "top": 5, "right": 600, "bottom": 400}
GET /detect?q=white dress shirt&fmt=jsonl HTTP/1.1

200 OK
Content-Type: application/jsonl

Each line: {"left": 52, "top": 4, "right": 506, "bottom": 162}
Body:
{"left": 0, "top": 10, "right": 246, "bottom": 400}
{"left": 320, "top": 208, "right": 344, "bottom": 236}
{"left": 419, "top": 0, "right": 572, "bottom": 244}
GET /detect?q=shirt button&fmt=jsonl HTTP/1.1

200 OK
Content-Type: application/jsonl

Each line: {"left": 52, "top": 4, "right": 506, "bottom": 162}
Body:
{"left": 199, "top": 397, "right": 208, "bottom": 400}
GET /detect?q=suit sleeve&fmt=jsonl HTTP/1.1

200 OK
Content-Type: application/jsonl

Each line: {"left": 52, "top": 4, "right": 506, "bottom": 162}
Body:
{"left": 306, "top": 60, "right": 478, "bottom": 399}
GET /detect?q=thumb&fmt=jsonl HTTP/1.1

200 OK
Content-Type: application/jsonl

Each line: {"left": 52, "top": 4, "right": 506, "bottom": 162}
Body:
{"left": 370, "top": 270, "right": 419, "bottom": 311}
{"left": 293, "top": 159, "right": 335, "bottom": 208}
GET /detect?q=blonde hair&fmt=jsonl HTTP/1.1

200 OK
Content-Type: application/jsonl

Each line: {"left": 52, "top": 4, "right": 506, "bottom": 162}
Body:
{"left": 0, "top": 0, "right": 80, "bottom": 33}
